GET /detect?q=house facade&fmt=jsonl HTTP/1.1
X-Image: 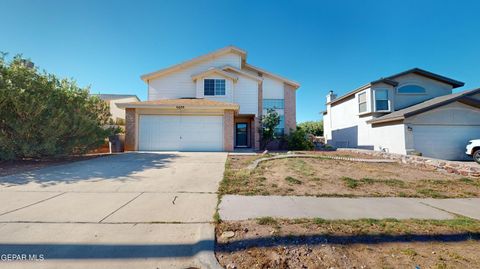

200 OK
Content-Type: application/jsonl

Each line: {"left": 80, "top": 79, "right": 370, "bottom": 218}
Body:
{"left": 118, "top": 46, "right": 299, "bottom": 151}
{"left": 323, "top": 68, "right": 480, "bottom": 160}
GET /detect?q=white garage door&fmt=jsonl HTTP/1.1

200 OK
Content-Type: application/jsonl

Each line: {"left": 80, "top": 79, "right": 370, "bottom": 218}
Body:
{"left": 138, "top": 115, "right": 223, "bottom": 151}
{"left": 413, "top": 125, "right": 480, "bottom": 160}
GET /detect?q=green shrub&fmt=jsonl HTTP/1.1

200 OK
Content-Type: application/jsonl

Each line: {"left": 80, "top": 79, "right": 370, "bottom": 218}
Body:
{"left": 286, "top": 128, "right": 314, "bottom": 150}
{"left": 0, "top": 54, "right": 117, "bottom": 160}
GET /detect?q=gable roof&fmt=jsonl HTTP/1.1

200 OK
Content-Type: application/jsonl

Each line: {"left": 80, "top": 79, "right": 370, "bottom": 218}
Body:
{"left": 191, "top": 68, "right": 238, "bottom": 82}
{"left": 330, "top": 68, "right": 464, "bottom": 105}
{"left": 116, "top": 98, "right": 239, "bottom": 110}
{"left": 368, "top": 88, "right": 480, "bottom": 124}
{"left": 244, "top": 63, "right": 300, "bottom": 89}
{"left": 90, "top": 94, "right": 140, "bottom": 101}
{"left": 140, "top": 46, "right": 247, "bottom": 81}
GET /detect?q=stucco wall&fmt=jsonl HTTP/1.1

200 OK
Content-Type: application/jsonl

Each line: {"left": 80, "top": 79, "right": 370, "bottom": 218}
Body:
{"left": 393, "top": 73, "right": 453, "bottom": 110}
{"left": 370, "top": 123, "right": 407, "bottom": 154}
{"left": 109, "top": 97, "right": 139, "bottom": 121}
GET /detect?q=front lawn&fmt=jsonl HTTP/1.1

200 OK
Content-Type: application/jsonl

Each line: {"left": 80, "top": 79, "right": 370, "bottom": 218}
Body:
{"left": 216, "top": 218, "right": 480, "bottom": 269}
{"left": 220, "top": 154, "right": 480, "bottom": 198}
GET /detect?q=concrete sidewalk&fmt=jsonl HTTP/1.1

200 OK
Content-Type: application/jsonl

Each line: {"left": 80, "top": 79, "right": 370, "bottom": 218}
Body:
{"left": 219, "top": 195, "right": 480, "bottom": 221}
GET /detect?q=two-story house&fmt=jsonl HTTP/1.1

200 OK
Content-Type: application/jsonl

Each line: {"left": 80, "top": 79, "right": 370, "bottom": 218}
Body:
{"left": 118, "top": 46, "right": 299, "bottom": 151}
{"left": 323, "top": 68, "right": 480, "bottom": 160}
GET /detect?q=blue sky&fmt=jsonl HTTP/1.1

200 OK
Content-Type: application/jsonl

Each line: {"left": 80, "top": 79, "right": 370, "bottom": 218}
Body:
{"left": 2, "top": 0, "right": 480, "bottom": 122}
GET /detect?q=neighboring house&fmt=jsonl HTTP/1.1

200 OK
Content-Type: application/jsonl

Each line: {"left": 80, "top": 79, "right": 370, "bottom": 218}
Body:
{"left": 91, "top": 94, "right": 140, "bottom": 123}
{"left": 323, "top": 68, "right": 480, "bottom": 160}
{"left": 118, "top": 46, "right": 300, "bottom": 151}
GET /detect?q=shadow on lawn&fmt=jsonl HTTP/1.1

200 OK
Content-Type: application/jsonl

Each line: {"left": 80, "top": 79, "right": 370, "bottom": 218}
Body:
{"left": 1, "top": 233, "right": 478, "bottom": 260}
{"left": 217, "top": 232, "right": 480, "bottom": 252}
{"left": 0, "top": 152, "right": 179, "bottom": 187}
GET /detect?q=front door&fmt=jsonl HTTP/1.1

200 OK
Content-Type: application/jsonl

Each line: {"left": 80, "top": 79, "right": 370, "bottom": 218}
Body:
{"left": 235, "top": 123, "right": 248, "bottom": 147}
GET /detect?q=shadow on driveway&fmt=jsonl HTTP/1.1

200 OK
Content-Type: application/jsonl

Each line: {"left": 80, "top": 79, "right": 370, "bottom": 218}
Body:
{"left": 0, "top": 153, "right": 179, "bottom": 187}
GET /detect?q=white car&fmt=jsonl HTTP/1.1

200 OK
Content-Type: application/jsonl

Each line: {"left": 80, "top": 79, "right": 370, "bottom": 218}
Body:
{"left": 466, "top": 139, "right": 480, "bottom": 164}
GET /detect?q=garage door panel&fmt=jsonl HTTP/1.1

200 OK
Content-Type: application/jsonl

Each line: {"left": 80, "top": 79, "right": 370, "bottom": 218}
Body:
{"left": 139, "top": 115, "right": 223, "bottom": 151}
{"left": 180, "top": 116, "right": 223, "bottom": 151}
{"left": 139, "top": 115, "right": 181, "bottom": 151}
{"left": 413, "top": 125, "right": 480, "bottom": 160}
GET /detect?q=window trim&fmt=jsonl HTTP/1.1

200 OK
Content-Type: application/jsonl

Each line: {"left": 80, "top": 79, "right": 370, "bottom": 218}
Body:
{"left": 374, "top": 89, "right": 390, "bottom": 112}
{"left": 358, "top": 92, "right": 367, "bottom": 113}
{"left": 396, "top": 84, "right": 427, "bottom": 95}
{"left": 203, "top": 78, "right": 226, "bottom": 96}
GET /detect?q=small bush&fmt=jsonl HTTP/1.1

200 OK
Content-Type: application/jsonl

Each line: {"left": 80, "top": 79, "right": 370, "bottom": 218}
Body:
{"left": 342, "top": 177, "right": 359, "bottom": 188}
{"left": 257, "top": 217, "right": 278, "bottom": 225}
{"left": 285, "top": 176, "right": 302, "bottom": 185}
{"left": 286, "top": 128, "right": 314, "bottom": 150}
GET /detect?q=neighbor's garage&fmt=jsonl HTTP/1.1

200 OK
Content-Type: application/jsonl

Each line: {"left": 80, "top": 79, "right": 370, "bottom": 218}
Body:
{"left": 408, "top": 102, "right": 480, "bottom": 160}
{"left": 138, "top": 115, "right": 224, "bottom": 151}
{"left": 412, "top": 125, "right": 480, "bottom": 160}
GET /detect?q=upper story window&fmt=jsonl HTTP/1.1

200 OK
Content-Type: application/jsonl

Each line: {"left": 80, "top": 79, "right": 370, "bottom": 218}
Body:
{"left": 204, "top": 79, "right": 225, "bottom": 96}
{"left": 375, "top": 89, "right": 389, "bottom": 111}
{"left": 397, "top": 85, "right": 426, "bottom": 94}
{"left": 263, "top": 99, "right": 285, "bottom": 109}
{"left": 358, "top": 92, "right": 367, "bottom": 113}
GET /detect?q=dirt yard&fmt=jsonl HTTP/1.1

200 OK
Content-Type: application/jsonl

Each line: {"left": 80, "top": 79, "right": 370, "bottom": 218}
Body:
{"left": 216, "top": 218, "right": 480, "bottom": 269}
{"left": 220, "top": 155, "right": 480, "bottom": 198}
{"left": 0, "top": 154, "right": 108, "bottom": 177}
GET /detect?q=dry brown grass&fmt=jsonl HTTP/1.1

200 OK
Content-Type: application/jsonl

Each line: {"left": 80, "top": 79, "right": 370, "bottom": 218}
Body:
{"left": 220, "top": 156, "right": 480, "bottom": 198}
{"left": 216, "top": 218, "right": 480, "bottom": 269}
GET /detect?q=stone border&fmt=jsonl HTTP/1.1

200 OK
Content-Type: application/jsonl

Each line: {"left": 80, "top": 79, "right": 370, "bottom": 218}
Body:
{"left": 246, "top": 154, "right": 396, "bottom": 171}
{"left": 338, "top": 148, "right": 480, "bottom": 178}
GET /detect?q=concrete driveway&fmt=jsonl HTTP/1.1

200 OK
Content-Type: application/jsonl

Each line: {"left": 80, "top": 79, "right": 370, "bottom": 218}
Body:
{"left": 0, "top": 152, "right": 227, "bottom": 268}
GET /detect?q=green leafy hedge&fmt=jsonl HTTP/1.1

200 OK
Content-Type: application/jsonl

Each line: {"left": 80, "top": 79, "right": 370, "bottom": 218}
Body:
{"left": 0, "top": 54, "right": 116, "bottom": 160}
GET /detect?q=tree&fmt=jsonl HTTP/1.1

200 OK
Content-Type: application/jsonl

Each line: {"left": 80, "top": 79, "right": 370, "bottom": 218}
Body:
{"left": 298, "top": 120, "right": 323, "bottom": 136}
{"left": 0, "top": 53, "right": 117, "bottom": 160}
{"left": 260, "top": 108, "right": 280, "bottom": 149}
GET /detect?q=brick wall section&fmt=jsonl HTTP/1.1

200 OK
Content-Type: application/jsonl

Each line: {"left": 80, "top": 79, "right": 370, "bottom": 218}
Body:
{"left": 284, "top": 83, "right": 296, "bottom": 135}
{"left": 339, "top": 149, "right": 480, "bottom": 178}
{"left": 223, "top": 110, "right": 234, "bottom": 151}
{"left": 255, "top": 81, "right": 263, "bottom": 150}
{"left": 125, "top": 108, "right": 136, "bottom": 151}
{"left": 253, "top": 117, "right": 260, "bottom": 150}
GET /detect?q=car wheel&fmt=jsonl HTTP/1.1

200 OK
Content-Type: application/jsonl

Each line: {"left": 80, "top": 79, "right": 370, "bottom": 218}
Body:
{"left": 474, "top": 149, "right": 480, "bottom": 164}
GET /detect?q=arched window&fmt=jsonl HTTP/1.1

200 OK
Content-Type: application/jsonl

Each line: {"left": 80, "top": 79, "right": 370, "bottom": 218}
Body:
{"left": 397, "top": 85, "right": 426, "bottom": 94}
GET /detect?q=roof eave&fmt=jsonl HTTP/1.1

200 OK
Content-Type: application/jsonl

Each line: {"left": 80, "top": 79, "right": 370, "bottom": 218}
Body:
{"left": 244, "top": 63, "right": 300, "bottom": 89}
{"left": 117, "top": 103, "right": 239, "bottom": 110}
{"left": 140, "top": 46, "right": 247, "bottom": 82}
{"left": 367, "top": 116, "right": 405, "bottom": 124}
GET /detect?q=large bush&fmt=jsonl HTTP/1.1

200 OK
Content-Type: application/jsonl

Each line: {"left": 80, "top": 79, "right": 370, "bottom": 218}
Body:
{"left": 298, "top": 120, "right": 323, "bottom": 136}
{"left": 0, "top": 54, "right": 116, "bottom": 160}
{"left": 286, "top": 128, "right": 314, "bottom": 150}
